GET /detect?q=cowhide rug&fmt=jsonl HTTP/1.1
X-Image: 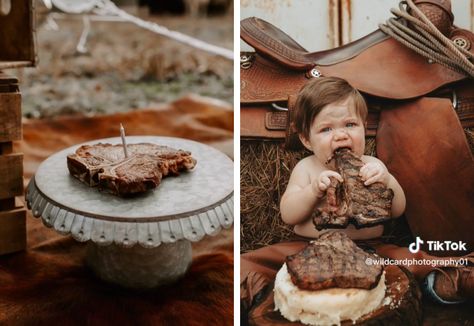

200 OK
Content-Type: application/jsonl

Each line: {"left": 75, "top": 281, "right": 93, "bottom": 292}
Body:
{"left": 0, "top": 95, "right": 234, "bottom": 325}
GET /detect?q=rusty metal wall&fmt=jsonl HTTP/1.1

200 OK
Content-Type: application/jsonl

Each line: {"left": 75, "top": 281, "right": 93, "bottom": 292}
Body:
{"left": 240, "top": 0, "right": 473, "bottom": 51}
{"left": 341, "top": 0, "right": 473, "bottom": 44}
{"left": 240, "top": 0, "right": 339, "bottom": 51}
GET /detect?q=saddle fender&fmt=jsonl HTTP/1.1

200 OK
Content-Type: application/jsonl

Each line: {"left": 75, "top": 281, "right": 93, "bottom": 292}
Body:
{"left": 377, "top": 98, "right": 474, "bottom": 256}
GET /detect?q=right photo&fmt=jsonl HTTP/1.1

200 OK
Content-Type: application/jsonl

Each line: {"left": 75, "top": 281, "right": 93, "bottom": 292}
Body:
{"left": 240, "top": 1, "right": 474, "bottom": 325}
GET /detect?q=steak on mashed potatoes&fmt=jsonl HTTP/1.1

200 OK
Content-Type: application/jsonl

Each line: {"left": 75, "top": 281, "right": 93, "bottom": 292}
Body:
{"left": 274, "top": 232, "right": 386, "bottom": 326}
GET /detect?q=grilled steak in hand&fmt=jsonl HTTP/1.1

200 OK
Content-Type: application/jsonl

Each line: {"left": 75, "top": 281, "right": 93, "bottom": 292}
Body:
{"left": 67, "top": 143, "right": 196, "bottom": 196}
{"left": 286, "top": 231, "right": 383, "bottom": 291}
{"left": 314, "top": 148, "right": 394, "bottom": 230}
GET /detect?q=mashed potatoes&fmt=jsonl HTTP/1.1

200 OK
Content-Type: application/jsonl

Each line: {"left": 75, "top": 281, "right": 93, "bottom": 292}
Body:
{"left": 274, "top": 263, "right": 386, "bottom": 326}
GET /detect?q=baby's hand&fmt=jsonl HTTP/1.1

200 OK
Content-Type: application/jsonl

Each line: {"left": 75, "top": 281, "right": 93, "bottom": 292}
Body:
{"left": 359, "top": 161, "right": 389, "bottom": 186}
{"left": 312, "top": 170, "right": 343, "bottom": 198}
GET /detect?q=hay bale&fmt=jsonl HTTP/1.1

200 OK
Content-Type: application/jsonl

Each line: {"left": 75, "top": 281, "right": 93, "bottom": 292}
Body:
{"left": 240, "top": 141, "right": 307, "bottom": 253}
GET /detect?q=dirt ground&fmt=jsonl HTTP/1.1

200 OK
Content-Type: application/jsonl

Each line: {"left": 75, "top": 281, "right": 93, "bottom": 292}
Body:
{"left": 13, "top": 3, "right": 233, "bottom": 118}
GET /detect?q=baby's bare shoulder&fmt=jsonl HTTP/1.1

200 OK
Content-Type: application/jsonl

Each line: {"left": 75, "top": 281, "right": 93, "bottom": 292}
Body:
{"left": 294, "top": 155, "right": 319, "bottom": 170}
{"left": 292, "top": 156, "right": 324, "bottom": 178}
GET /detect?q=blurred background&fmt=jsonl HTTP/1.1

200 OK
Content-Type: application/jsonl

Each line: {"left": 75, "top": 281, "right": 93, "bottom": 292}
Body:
{"left": 17, "top": 0, "right": 233, "bottom": 118}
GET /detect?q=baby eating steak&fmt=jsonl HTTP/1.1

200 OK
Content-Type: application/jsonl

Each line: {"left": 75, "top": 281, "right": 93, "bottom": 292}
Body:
{"left": 313, "top": 148, "right": 394, "bottom": 230}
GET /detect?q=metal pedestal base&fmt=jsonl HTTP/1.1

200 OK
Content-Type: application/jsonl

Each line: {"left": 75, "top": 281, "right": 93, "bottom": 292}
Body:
{"left": 86, "top": 240, "right": 192, "bottom": 289}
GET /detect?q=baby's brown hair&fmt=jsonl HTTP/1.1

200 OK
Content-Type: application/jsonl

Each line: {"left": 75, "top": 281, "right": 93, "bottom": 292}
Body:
{"left": 294, "top": 77, "right": 368, "bottom": 140}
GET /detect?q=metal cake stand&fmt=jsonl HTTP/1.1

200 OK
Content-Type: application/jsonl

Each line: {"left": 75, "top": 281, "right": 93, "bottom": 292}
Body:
{"left": 26, "top": 136, "right": 233, "bottom": 289}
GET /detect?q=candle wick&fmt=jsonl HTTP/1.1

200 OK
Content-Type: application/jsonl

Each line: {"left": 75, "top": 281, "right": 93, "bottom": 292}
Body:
{"left": 120, "top": 123, "right": 129, "bottom": 158}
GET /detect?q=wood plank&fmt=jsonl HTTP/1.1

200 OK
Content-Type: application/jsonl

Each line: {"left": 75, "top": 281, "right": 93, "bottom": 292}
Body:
{"left": 0, "top": 73, "right": 19, "bottom": 92}
{"left": 0, "top": 197, "right": 22, "bottom": 210}
{"left": 0, "top": 93, "right": 21, "bottom": 142}
{"left": 0, "top": 141, "right": 13, "bottom": 154}
{"left": 0, "top": 153, "right": 23, "bottom": 199}
{"left": 0, "top": 73, "right": 18, "bottom": 85}
{"left": 0, "top": 208, "right": 26, "bottom": 255}
{"left": 0, "top": 198, "right": 16, "bottom": 210}
{"left": 0, "top": 61, "right": 34, "bottom": 69}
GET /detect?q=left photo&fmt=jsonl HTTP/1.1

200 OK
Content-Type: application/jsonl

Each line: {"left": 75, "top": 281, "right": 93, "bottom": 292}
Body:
{"left": 0, "top": 0, "right": 234, "bottom": 324}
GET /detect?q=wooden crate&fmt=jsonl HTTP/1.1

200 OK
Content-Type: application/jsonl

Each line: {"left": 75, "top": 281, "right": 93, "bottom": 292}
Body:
{"left": 0, "top": 92, "right": 21, "bottom": 142}
{"left": 0, "top": 207, "right": 26, "bottom": 255}
{"left": 0, "top": 0, "right": 36, "bottom": 255}
{"left": 0, "top": 153, "right": 23, "bottom": 199}
{"left": 0, "top": 74, "right": 26, "bottom": 255}
{"left": 0, "top": 0, "right": 36, "bottom": 69}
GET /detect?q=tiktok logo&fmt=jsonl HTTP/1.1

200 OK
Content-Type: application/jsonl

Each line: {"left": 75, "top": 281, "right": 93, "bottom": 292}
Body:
{"left": 408, "top": 237, "right": 467, "bottom": 253}
{"left": 409, "top": 236, "right": 424, "bottom": 253}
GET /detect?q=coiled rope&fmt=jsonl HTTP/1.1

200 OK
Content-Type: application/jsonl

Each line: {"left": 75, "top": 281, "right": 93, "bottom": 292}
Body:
{"left": 379, "top": 0, "right": 474, "bottom": 77}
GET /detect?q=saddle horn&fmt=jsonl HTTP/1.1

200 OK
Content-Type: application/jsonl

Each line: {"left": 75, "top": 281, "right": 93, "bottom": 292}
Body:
{"left": 411, "top": 0, "right": 454, "bottom": 36}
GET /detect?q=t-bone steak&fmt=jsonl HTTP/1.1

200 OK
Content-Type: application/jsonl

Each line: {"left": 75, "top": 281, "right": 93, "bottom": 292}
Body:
{"left": 67, "top": 143, "right": 196, "bottom": 196}
{"left": 313, "top": 148, "right": 394, "bottom": 230}
{"left": 285, "top": 231, "right": 383, "bottom": 291}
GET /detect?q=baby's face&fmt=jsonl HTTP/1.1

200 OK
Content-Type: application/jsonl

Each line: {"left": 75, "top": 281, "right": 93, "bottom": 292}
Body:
{"left": 300, "top": 97, "right": 365, "bottom": 167}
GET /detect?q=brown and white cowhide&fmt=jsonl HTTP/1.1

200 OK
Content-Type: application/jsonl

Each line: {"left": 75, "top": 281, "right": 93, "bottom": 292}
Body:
{"left": 0, "top": 95, "right": 234, "bottom": 325}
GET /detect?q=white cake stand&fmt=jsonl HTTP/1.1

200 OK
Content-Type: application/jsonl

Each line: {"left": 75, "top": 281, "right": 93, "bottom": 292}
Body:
{"left": 26, "top": 136, "right": 233, "bottom": 289}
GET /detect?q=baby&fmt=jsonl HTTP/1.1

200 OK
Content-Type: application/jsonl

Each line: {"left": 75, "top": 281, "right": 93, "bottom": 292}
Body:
{"left": 241, "top": 77, "right": 471, "bottom": 319}
{"left": 280, "top": 76, "right": 406, "bottom": 240}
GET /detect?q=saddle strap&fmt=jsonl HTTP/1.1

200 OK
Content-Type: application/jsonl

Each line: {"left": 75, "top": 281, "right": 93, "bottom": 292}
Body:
{"left": 241, "top": 106, "right": 286, "bottom": 140}
{"left": 285, "top": 95, "right": 303, "bottom": 150}
{"left": 377, "top": 97, "right": 474, "bottom": 256}
{"left": 242, "top": 75, "right": 474, "bottom": 148}
{"left": 241, "top": 95, "right": 474, "bottom": 144}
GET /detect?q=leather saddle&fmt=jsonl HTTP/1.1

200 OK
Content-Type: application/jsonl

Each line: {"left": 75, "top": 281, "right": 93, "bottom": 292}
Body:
{"left": 241, "top": 0, "right": 474, "bottom": 102}
{"left": 241, "top": 0, "right": 474, "bottom": 139}
{"left": 240, "top": 0, "right": 474, "bottom": 255}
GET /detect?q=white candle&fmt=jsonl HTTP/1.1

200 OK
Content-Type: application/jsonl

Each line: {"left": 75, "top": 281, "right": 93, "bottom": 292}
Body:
{"left": 120, "top": 123, "right": 129, "bottom": 158}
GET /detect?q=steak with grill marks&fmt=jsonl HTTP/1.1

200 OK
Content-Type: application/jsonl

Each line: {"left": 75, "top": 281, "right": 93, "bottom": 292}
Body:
{"left": 285, "top": 231, "right": 383, "bottom": 291}
{"left": 313, "top": 148, "right": 394, "bottom": 230}
{"left": 67, "top": 143, "right": 196, "bottom": 196}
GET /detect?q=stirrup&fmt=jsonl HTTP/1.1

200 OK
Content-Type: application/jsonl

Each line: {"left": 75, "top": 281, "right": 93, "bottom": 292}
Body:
{"left": 423, "top": 271, "right": 466, "bottom": 304}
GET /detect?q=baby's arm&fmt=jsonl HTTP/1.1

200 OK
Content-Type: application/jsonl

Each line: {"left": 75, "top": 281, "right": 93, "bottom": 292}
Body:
{"left": 360, "top": 156, "right": 406, "bottom": 218}
{"left": 280, "top": 159, "right": 342, "bottom": 225}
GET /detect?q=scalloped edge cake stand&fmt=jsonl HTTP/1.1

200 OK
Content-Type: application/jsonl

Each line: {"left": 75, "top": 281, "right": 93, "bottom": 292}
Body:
{"left": 26, "top": 136, "right": 234, "bottom": 289}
